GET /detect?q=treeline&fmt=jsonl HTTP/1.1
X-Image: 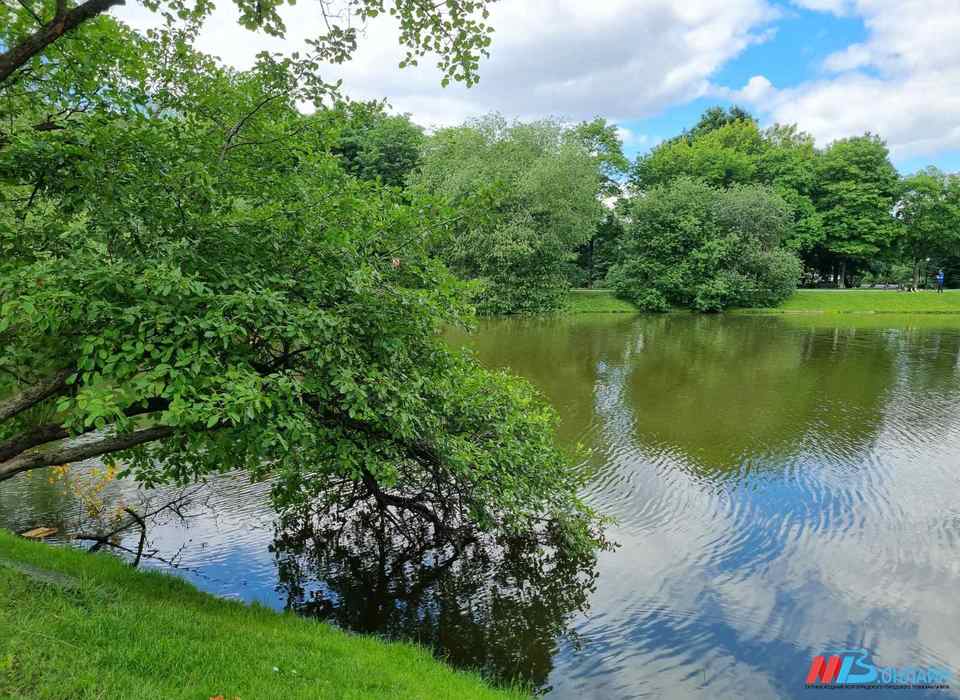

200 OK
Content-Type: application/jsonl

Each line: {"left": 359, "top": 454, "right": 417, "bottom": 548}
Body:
{"left": 395, "top": 106, "right": 960, "bottom": 313}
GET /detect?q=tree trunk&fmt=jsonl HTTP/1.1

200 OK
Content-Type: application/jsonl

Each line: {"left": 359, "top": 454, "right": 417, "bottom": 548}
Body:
{"left": 838, "top": 260, "right": 847, "bottom": 289}
{"left": 0, "top": 0, "right": 125, "bottom": 85}
{"left": 587, "top": 238, "right": 594, "bottom": 288}
{"left": 913, "top": 259, "right": 920, "bottom": 292}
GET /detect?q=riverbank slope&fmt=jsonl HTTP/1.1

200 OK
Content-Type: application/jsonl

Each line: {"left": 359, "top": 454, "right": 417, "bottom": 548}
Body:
{"left": 0, "top": 530, "right": 524, "bottom": 700}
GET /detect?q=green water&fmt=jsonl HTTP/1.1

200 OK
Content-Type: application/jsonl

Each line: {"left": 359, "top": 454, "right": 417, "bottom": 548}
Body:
{"left": 4, "top": 313, "right": 960, "bottom": 698}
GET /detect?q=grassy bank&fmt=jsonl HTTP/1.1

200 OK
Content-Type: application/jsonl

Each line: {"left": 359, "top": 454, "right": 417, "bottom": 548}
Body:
{"left": 742, "top": 289, "right": 960, "bottom": 314}
{"left": 0, "top": 531, "right": 524, "bottom": 700}
{"left": 566, "top": 289, "right": 638, "bottom": 313}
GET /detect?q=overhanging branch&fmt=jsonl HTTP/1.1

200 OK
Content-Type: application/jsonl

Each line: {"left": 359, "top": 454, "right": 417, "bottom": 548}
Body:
{"left": 0, "top": 425, "right": 174, "bottom": 482}
{"left": 0, "top": 368, "right": 72, "bottom": 422}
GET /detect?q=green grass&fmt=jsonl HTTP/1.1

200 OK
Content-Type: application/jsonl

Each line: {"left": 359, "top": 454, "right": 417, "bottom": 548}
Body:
{"left": 563, "top": 288, "right": 960, "bottom": 316}
{"left": 0, "top": 530, "right": 526, "bottom": 700}
{"left": 566, "top": 289, "right": 638, "bottom": 313}
{"left": 739, "top": 289, "right": 960, "bottom": 314}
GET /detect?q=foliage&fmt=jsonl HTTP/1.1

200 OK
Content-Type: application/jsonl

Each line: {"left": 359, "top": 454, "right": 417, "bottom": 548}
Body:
{"left": 896, "top": 167, "right": 960, "bottom": 285}
{"left": 632, "top": 118, "right": 764, "bottom": 190}
{"left": 325, "top": 100, "right": 424, "bottom": 187}
{"left": 813, "top": 134, "right": 900, "bottom": 280}
{"left": 411, "top": 114, "right": 605, "bottom": 314}
{"left": 681, "top": 105, "right": 757, "bottom": 141}
{"left": 570, "top": 211, "right": 624, "bottom": 287}
{"left": 568, "top": 118, "right": 629, "bottom": 198}
{"left": 0, "top": 18, "right": 601, "bottom": 557}
{"left": 629, "top": 112, "right": 824, "bottom": 264}
{"left": 608, "top": 179, "right": 801, "bottom": 311}
{"left": 756, "top": 124, "right": 824, "bottom": 254}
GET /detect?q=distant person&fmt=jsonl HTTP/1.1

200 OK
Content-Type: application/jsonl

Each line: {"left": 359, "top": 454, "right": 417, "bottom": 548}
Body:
{"left": 936, "top": 269, "right": 945, "bottom": 293}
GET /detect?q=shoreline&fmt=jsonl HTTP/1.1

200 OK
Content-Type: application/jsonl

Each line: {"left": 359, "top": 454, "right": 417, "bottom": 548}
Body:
{"left": 0, "top": 530, "right": 524, "bottom": 700}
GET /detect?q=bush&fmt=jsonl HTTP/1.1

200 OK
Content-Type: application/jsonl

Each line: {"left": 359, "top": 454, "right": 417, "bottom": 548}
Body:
{"left": 608, "top": 179, "right": 801, "bottom": 311}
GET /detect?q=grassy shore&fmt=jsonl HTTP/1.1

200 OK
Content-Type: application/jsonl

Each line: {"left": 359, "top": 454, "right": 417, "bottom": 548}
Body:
{"left": 742, "top": 289, "right": 960, "bottom": 314}
{"left": 567, "top": 289, "right": 960, "bottom": 315}
{"left": 566, "top": 289, "right": 638, "bottom": 313}
{"left": 0, "top": 530, "right": 524, "bottom": 700}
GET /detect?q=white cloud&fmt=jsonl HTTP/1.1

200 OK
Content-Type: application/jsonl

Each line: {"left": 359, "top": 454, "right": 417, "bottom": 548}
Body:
{"left": 790, "top": 0, "right": 855, "bottom": 15}
{"left": 735, "top": 1, "right": 960, "bottom": 161}
{"left": 738, "top": 74, "right": 775, "bottom": 102}
{"left": 112, "top": 0, "right": 960, "bottom": 162}
{"left": 114, "top": 0, "right": 778, "bottom": 128}
{"left": 616, "top": 127, "right": 649, "bottom": 148}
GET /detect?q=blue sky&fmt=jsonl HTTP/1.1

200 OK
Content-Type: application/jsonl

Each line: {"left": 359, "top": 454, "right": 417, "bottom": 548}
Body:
{"left": 613, "top": 2, "right": 960, "bottom": 173}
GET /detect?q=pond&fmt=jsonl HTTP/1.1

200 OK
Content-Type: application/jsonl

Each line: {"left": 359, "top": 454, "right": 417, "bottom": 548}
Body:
{"left": 3, "top": 313, "right": 960, "bottom": 698}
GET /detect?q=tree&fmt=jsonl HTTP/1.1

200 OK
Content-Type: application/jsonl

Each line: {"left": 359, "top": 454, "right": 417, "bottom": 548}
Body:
{"left": 756, "top": 124, "right": 824, "bottom": 258}
{"left": 568, "top": 118, "right": 629, "bottom": 198}
{"left": 632, "top": 118, "right": 764, "bottom": 191}
{"left": 566, "top": 119, "right": 628, "bottom": 287}
{"left": 411, "top": 114, "right": 605, "bottom": 314}
{"left": 607, "top": 179, "right": 801, "bottom": 311}
{"left": 814, "top": 134, "right": 900, "bottom": 287}
{"left": 0, "top": 22, "right": 601, "bottom": 555}
{"left": 572, "top": 210, "right": 624, "bottom": 288}
{"left": 326, "top": 100, "right": 424, "bottom": 187}
{"left": 896, "top": 167, "right": 960, "bottom": 289}
{"left": 684, "top": 105, "right": 757, "bottom": 140}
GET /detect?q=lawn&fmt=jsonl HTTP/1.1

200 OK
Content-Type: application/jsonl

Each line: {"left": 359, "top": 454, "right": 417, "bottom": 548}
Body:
{"left": 566, "top": 289, "right": 638, "bottom": 313}
{"left": 0, "top": 530, "right": 525, "bottom": 700}
{"left": 567, "top": 289, "right": 960, "bottom": 315}
{"left": 745, "top": 289, "right": 960, "bottom": 314}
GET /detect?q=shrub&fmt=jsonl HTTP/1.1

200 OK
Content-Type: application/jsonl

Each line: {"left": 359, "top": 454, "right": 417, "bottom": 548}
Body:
{"left": 608, "top": 179, "right": 801, "bottom": 311}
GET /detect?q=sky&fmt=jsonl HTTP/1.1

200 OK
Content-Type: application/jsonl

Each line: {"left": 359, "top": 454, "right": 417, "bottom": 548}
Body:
{"left": 116, "top": 0, "right": 960, "bottom": 173}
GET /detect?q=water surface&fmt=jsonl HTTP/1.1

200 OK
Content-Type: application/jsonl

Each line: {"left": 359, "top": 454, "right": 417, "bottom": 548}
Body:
{"left": 4, "top": 313, "right": 960, "bottom": 698}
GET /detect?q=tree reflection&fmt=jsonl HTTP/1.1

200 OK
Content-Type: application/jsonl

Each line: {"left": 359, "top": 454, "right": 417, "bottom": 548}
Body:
{"left": 272, "top": 513, "right": 602, "bottom": 692}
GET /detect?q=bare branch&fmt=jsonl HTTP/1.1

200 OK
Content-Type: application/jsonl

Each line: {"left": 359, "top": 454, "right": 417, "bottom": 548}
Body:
{"left": 218, "top": 93, "right": 286, "bottom": 162}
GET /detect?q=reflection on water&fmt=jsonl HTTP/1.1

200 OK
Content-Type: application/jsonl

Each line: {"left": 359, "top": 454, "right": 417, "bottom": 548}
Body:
{"left": 4, "top": 314, "right": 960, "bottom": 698}
{"left": 273, "top": 519, "right": 598, "bottom": 691}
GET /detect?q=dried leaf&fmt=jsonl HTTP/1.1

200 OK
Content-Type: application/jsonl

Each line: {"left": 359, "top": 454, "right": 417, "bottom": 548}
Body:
{"left": 21, "top": 527, "right": 58, "bottom": 539}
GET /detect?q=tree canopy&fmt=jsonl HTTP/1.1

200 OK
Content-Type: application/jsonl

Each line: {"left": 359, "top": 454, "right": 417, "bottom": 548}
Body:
{"left": 0, "top": 2, "right": 603, "bottom": 557}
{"left": 813, "top": 134, "right": 900, "bottom": 285}
{"left": 326, "top": 100, "right": 425, "bottom": 187}
{"left": 411, "top": 114, "right": 606, "bottom": 314}
{"left": 896, "top": 167, "right": 960, "bottom": 287}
